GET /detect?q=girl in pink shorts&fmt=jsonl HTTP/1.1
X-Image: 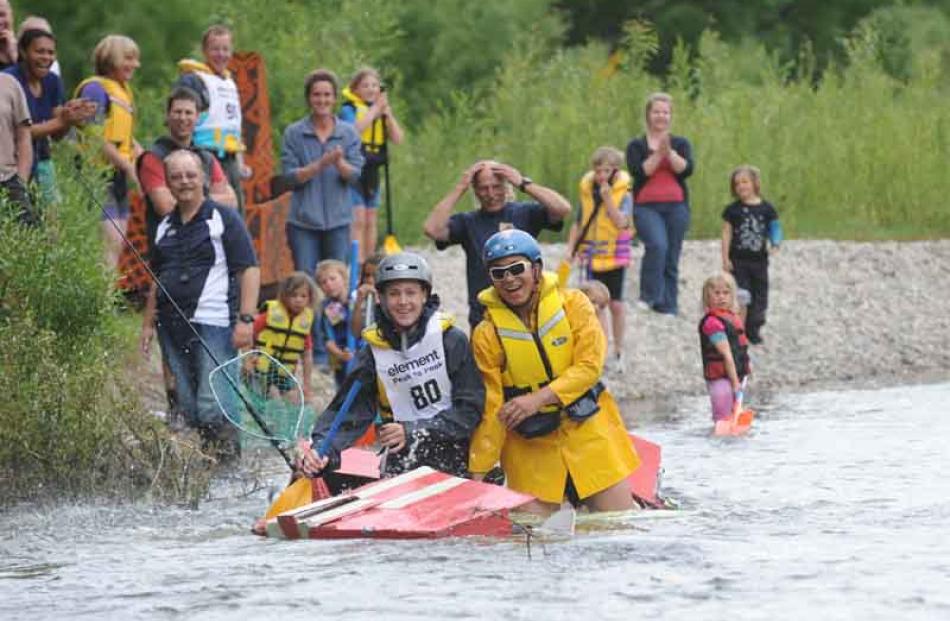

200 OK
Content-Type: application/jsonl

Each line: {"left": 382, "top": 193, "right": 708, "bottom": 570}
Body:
{"left": 698, "top": 273, "right": 750, "bottom": 421}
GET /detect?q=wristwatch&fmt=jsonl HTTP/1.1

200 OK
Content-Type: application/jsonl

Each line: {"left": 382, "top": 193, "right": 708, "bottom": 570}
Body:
{"left": 518, "top": 177, "right": 533, "bottom": 192}
{"left": 238, "top": 313, "right": 255, "bottom": 324}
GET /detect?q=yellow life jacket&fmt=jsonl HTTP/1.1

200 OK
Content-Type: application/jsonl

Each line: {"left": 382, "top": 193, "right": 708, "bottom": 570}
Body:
{"left": 340, "top": 86, "right": 385, "bottom": 154}
{"left": 477, "top": 272, "right": 574, "bottom": 415}
{"left": 362, "top": 313, "right": 454, "bottom": 422}
{"left": 177, "top": 59, "right": 245, "bottom": 155}
{"left": 74, "top": 76, "right": 136, "bottom": 163}
{"left": 254, "top": 300, "right": 313, "bottom": 375}
{"left": 577, "top": 170, "right": 633, "bottom": 272}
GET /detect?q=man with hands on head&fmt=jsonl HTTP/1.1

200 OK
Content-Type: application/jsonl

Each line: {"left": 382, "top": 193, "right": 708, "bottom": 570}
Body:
{"left": 299, "top": 252, "right": 484, "bottom": 479}
{"left": 423, "top": 159, "right": 570, "bottom": 328}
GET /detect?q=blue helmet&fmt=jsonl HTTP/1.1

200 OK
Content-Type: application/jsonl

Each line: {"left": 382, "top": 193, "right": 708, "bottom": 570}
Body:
{"left": 482, "top": 229, "right": 542, "bottom": 266}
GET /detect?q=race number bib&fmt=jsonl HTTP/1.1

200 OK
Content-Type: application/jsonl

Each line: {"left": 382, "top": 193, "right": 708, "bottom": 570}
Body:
{"left": 371, "top": 316, "right": 453, "bottom": 422}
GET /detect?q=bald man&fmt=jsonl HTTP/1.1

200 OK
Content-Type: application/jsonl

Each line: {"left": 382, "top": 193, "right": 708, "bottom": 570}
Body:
{"left": 140, "top": 150, "right": 259, "bottom": 455}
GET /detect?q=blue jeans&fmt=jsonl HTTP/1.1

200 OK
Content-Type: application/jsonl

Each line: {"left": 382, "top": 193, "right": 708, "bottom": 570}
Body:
{"left": 286, "top": 223, "right": 351, "bottom": 363}
{"left": 157, "top": 318, "right": 240, "bottom": 430}
{"left": 633, "top": 201, "right": 690, "bottom": 314}
{"left": 286, "top": 223, "right": 351, "bottom": 274}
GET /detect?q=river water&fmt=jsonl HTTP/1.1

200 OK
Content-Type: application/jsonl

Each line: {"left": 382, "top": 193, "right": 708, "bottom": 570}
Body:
{"left": 2, "top": 381, "right": 948, "bottom": 620}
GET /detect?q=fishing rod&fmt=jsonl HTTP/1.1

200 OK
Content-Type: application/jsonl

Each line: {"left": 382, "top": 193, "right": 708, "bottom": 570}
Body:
{"left": 75, "top": 170, "right": 295, "bottom": 469}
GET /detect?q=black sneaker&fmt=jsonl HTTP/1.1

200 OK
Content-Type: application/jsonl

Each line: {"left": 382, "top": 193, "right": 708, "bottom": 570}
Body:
{"left": 748, "top": 334, "right": 763, "bottom": 345}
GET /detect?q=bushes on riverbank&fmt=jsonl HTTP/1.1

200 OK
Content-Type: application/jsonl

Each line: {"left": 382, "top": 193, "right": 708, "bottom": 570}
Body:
{"left": 31, "top": 2, "right": 950, "bottom": 241}
{"left": 0, "top": 162, "right": 213, "bottom": 506}
{"left": 390, "top": 19, "right": 950, "bottom": 241}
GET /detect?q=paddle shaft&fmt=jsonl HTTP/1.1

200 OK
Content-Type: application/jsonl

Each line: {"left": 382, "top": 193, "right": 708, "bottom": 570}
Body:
{"left": 317, "top": 379, "right": 364, "bottom": 457}
{"left": 732, "top": 375, "right": 749, "bottom": 422}
{"left": 382, "top": 113, "right": 394, "bottom": 237}
{"left": 346, "top": 240, "right": 360, "bottom": 372}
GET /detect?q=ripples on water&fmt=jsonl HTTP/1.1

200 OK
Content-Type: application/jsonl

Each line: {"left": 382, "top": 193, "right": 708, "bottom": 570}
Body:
{"left": 2, "top": 383, "right": 949, "bottom": 620}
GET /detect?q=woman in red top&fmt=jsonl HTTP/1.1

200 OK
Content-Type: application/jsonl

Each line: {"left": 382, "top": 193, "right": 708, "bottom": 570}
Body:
{"left": 625, "top": 92, "right": 694, "bottom": 315}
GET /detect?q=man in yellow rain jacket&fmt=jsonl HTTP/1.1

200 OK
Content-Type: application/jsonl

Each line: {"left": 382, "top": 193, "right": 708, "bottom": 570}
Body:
{"left": 469, "top": 229, "right": 639, "bottom": 514}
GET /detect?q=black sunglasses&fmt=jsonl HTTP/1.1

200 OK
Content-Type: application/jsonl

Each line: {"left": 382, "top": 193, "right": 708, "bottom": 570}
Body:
{"left": 489, "top": 260, "right": 532, "bottom": 281}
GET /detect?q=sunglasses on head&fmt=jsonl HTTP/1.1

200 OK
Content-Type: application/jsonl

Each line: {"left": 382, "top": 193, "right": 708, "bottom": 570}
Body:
{"left": 489, "top": 260, "right": 532, "bottom": 281}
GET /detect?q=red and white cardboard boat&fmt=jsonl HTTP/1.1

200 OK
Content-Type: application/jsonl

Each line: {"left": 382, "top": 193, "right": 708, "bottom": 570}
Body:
{"left": 263, "top": 433, "right": 664, "bottom": 540}
{"left": 266, "top": 466, "right": 533, "bottom": 540}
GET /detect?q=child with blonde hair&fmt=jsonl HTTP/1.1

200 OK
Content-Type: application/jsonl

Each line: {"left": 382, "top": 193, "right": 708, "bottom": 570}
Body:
{"left": 251, "top": 271, "right": 317, "bottom": 403}
{"left": 721, "top": 164, "right": 781, "bottom": 345}
{"left": 315, "top": 259, "right": 352, "bottom": 388}
{"left": 698, "top": 272, "right": 750, "bottom": 423}
{"left": 339, "top": 67, "right": 404, "bottom": 262}
{"left": 578, "top": 280, "right": 611, "bottom": 365}
{"left": 565, "top": 146, "right": 633, "bottom": 373}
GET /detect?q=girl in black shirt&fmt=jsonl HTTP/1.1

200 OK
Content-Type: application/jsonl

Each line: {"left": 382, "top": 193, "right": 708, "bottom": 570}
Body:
{"left": 720, "top": 165, "right": 782, "bottom": 344}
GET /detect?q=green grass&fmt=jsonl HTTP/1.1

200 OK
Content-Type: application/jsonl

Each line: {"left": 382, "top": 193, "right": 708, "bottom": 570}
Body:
{"left": 382, "top": 24, "right": 950, "bottom": 243}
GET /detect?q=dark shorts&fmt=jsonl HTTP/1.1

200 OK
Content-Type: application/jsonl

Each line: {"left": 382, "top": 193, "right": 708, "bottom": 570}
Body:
{"left": 591, "top": 267, "right": 626, "bottom": 301}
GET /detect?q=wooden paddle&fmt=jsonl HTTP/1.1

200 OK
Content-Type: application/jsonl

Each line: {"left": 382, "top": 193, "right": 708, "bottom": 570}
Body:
{"left": 263, "top": 378, "right": 365, "bottom": 519}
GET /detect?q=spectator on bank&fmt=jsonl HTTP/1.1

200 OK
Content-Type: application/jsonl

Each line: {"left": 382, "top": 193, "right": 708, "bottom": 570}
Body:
{"left": 339, "top": 67, "right": 404, "bottom": 263}
{"left": 4, "top": 28, "right": 95, "bottom": 205}
{"left": 423, "top": 159, "right": 570, "bottom": 328}
{"left": 0, "top": 70, "right": 32, "bottom": 224}
{"left": 720, "top": 164, "right": 781, "bottom": 345}
{"left": 76, "top": 34, "right": 142, "bottom": 270}
{"left": 176, "top": 24, "right": 250, "bottom": 213}
{"left": 566, "top": 146, "right": 633, "bottom": 373}
{"left": 625, "top": 92, "right": 694, "bottom": 316}
{"left": 138, "top": 87, "right": 236, "bottom": 249}
{"left": 16, "top": 16, "right": 61, "bottom": 76}
{"left": 139, "top": 150, "right": 259, "bottom": 454}
{"left": 0, "top": 1, "right": 16, "bottom": 70}
{"left": 281, "top": 68, "right": 362, "bottom": 273}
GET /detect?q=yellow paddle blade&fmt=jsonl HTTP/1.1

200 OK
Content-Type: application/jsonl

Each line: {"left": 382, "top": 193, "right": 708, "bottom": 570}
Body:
{"left": 557, "top": 260, "right": 571, "bottom": 288}
{"left": 383, "top": 235, "right": 402, "bottom": 255}
{"left": 264, "top": 477, "right": 313, "bottom": 519}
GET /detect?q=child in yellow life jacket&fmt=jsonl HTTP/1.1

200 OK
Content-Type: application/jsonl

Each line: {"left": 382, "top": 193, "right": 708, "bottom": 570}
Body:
{"left": 339, "top": 67, "right": 404, "bottom": 263}
{"left": 315, "top": 259, "right": 353, "bottom": 389}
{"left": 251, "top": 272, "right": 317, "bottom": 403}
{"left": 565, "top": 146, "right": 634, "bottom": 373}
{"left": 699, "top": 272, "right": 750, "bottom": 422}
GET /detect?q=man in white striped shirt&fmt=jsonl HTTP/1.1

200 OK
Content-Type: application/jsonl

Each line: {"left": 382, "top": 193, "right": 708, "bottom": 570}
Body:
{"left": 139, "top": 150, "right": 259, "bottom": 453}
